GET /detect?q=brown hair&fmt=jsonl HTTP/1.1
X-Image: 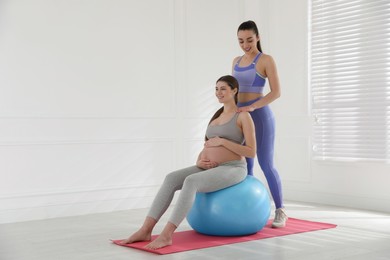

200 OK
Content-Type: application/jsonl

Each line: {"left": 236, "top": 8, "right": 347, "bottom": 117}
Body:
{"left": 238, "top": 20, "right": 262, "bottom": 52}
{"left": 205, "top": 75, "right": 239, "bottom": 141}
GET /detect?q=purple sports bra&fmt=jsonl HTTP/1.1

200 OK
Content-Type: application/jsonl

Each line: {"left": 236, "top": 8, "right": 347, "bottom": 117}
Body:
{"left": 233, "top": 52, "right": 266, "bottom": 94}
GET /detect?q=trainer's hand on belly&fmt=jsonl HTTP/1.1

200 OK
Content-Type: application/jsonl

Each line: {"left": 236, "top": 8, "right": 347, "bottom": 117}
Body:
{"left": 197, "top": 159, "right": 219, "bottom": 170}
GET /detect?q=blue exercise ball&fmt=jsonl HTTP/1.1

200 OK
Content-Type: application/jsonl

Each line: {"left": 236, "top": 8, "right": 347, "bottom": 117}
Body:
{"left": 187, "top": 175, "right": 271, "bottom": 236}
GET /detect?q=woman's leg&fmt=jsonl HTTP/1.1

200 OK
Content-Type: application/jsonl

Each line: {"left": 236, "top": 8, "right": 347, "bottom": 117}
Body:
{"left": 146, "top": 161, "right": 247, "bottom": 249}
{"left": 250, "top": 105, "right": 287, "bottom": 227}
{"left": 121, "top": 166, "right": 203, "bottom": 244}
{"left": 168, "top": 161, "right": 246, "bottom": 226}
{"left": 120, "top": 216, "right": 156, "bottom": 244}
{"left": 250, "top": 105, "right": 284, "bottom": 209}
{"left": 147, "top": 166, "right": 203, "bottom": 222}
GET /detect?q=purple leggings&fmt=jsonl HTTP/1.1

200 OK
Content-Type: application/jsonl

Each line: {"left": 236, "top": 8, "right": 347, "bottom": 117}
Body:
{"left": 238, "top": 97, "right": 283, "bottom": 209}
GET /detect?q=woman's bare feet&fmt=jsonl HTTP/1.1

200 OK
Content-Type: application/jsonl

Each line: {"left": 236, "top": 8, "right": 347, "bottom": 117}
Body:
{"left": 120, "top": 229, "right": 152, "bottom": 244}
{"left": 120, "top": 216, "right": 157, "bottom": 244}
{"left": 144, "top": 235, "right": 172, "bottom": 250}
{"left": 144, "top": 222, "right": 176, "bottom": 250}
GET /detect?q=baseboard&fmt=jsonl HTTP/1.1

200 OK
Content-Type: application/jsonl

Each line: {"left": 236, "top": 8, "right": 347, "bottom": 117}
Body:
{"left": 0, "top": 184, "right": 160, "bottom": 224}
{"left": 285, "top": 189, "right": 390, "bottom": 214}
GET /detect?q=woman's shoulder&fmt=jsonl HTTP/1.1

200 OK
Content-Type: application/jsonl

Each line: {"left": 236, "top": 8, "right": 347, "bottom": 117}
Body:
{"left": 231, "top": 56, "right": 242, "bottom": 70}
{"left": 257, "top": 53, "right": 277, "bottom": 72}
{"left": 237, "top": 112, "right": 254, "bottom": 130}
{"left": 260, "top": 53, "right": 276, "bottom": 64}
{"left": 234, "top": 55, "right": 243, "bottom": 63}
{"left": 259, "top": 52, "right": 273, "bottom": 61}
{"left": 237, "top": 111, "right": 251, "bottom": 121}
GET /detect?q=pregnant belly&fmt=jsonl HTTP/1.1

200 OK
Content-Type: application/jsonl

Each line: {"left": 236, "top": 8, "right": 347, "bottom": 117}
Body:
{"left": 201, "top": 146, "right": 243, "bottom": 164}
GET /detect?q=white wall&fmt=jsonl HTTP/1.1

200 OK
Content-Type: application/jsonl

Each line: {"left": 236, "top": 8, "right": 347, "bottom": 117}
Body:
{"left": 1, "top": 0, "right": 389, "bottom": 224}
{"left": 267, "top": 0, "right": 390, "bottom": 213}
{"left": 0, "top": 0, "right": 259, "bottom": 224}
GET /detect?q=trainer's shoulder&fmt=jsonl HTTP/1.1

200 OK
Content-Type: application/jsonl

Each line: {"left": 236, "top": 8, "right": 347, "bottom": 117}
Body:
{"left": 233, "top": 55, "right": 241, "bottom": 63}
{"left": 261, "top": 53, "right": 276, "bottom": 64}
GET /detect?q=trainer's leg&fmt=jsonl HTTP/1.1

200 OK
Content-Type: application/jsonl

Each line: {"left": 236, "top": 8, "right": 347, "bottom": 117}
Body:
{"left": 251, "top": 106, "right": 283, "bottom": 209}
{"left": 245, "top": 157, "right": 254, "bottom": 176}
{"left": 254, "top": 108, "right": 288, "bottom": 227}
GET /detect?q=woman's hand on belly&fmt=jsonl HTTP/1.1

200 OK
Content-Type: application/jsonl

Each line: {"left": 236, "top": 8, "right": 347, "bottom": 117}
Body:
{"left": 196, "top": 158, "right": 219, "bottom": 170}
{"left": 204, "top": 136, "right": 224, "bottom": 147}
{"left": 201, "top": 146, "right": 243, "bottom": 164}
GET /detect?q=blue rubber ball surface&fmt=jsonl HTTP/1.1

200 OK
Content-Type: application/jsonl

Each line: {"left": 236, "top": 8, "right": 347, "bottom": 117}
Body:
{"left": 187, "top": 175, "right": 271, "bottom": 236}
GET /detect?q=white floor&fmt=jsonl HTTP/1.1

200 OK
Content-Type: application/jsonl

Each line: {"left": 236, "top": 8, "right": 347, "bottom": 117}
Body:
{"left": 1, "top": 201, "right": 390, "bottom": 260}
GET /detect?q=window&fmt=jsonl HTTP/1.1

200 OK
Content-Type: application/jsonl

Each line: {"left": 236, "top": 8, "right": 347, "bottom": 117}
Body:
{"left": 310, "top": 0, "right": 390, "bottom": 162}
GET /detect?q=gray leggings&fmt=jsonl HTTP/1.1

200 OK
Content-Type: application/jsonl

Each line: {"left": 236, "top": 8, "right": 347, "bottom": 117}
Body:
{"left": 147, "top": 160, "right": 247, "bottom": 227}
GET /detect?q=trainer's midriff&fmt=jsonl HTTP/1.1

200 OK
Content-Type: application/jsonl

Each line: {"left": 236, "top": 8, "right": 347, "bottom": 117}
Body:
{"left": 200, "top": 146, "right": 243, "bottom": 164}
{"left": 238, "top": 92, "right": 263, "bottom": 103}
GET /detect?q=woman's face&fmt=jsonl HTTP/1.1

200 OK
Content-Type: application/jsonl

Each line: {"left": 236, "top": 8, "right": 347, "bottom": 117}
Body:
{"left": 237, "top": 29, "right": 259, "bottom": 54}
{"left": 215, "top": 81, "right": 236, "bottom": 103}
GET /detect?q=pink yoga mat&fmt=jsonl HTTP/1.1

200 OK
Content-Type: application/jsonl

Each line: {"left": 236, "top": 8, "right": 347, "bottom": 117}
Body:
{"left": 112, "top": 218, "right": 337, "bottom": 255}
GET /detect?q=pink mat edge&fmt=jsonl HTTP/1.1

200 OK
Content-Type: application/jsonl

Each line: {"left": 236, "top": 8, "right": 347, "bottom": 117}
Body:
{"left": 111, "top": 217, "right": 337, "bottom": 255}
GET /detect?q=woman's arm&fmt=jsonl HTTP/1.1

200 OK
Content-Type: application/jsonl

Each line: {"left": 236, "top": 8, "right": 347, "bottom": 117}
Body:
{"left": 205, "top": 112, "right": 256, "bottom": 158}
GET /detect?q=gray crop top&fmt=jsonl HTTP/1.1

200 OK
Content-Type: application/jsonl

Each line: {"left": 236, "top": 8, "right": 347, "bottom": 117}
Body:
{"left": 205, "top": 113, "right": 245, "bottom": 144}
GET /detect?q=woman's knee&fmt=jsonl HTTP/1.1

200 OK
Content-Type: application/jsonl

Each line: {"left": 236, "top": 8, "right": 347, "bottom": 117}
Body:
{"left": 163, "top": 171, "right": 182, "bottom": 187}
{"left": 182, "top": 175, "right": 198, "bottom": 191}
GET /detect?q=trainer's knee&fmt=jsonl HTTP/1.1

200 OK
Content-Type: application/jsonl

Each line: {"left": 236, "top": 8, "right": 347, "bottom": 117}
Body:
{"left": 259, "top": 160, "right": 275, "bottom": 176}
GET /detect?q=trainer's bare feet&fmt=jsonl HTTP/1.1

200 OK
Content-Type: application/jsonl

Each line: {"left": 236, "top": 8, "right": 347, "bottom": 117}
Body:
{"left": 120, "top": 229, "right": 152, "bottom": 244}
{"left": 144, "top": 235, "right": 172, "bottom": 250}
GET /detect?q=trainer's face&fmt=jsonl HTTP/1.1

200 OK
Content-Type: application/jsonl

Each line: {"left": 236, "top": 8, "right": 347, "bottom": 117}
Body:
{"left": 237, "top": 30, "right": 259, "bottom": 54}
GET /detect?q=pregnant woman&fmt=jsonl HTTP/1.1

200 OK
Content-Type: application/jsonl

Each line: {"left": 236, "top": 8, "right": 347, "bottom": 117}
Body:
{"left": 120, "top": 75, "right": 256, "bottom": 249}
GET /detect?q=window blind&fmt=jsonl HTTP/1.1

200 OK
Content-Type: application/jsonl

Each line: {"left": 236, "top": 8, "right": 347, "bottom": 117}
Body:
{"left": 310, "top": 0, "right": 390, "bottom": 162}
